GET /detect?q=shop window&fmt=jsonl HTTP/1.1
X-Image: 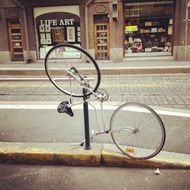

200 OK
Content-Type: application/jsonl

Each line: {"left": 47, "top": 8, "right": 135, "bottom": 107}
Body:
{"left": 124, "top": 1, "right": 174, "bottom": 57}
{"left": 35, "top": 12, "right": 80, "bottom": 59}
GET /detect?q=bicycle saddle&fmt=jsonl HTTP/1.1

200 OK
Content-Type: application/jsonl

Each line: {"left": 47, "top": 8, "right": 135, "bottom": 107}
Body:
{"left": 57, "top": 101, "right": 74, "bottom": 117}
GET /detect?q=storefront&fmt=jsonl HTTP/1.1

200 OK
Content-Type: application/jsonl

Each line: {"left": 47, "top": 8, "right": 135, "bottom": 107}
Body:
{"left": 33, "top": 6, "right": 80, "bottom": 59}
{"left": 0, "top": 0, "right": 189, "bottom": 63}
{"left": 124, "top": 0, "right": 174, "bottom": 57}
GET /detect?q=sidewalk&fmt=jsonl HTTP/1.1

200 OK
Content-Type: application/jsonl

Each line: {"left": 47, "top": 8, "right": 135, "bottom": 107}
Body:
{"left": 0, "top": 59, "right": 190, "bottom": 77}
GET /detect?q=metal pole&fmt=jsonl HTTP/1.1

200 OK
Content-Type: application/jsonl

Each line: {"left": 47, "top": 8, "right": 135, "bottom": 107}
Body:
{"left": 83, "top": 88, "right": 91, "bottom": 150}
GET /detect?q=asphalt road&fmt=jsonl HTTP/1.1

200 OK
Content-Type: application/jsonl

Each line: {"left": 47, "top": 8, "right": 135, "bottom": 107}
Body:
{"left": 0, "top": 164, "right": 189, "bottom": 190}
{"left": 0, "top": 106, "right": 190, "bottom": 154}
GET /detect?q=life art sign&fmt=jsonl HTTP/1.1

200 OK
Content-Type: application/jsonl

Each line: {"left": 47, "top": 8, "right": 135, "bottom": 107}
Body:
{"left": 39, "top": 19, "right": 75, "bottom": 27}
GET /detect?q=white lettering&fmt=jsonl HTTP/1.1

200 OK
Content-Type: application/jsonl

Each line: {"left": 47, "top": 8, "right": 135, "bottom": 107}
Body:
{"left": 52, "top": 19, "right": 57, "bottom": 26}
{"left": 39, "top": 19, "right": 75, "bottom": 27}
{"left": 59, "top": 19, "right": 64, "bottom": 26}
{"left": 59, "top": 19, "right": 75, "bottom": 26}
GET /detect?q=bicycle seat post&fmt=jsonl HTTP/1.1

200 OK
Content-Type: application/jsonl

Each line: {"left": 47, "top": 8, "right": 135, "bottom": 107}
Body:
{"left": 83, "top": 87, "right": 91, "bottom": 150}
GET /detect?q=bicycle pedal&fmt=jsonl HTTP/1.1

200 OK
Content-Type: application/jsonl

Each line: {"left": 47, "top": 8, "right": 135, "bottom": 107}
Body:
{"left": 91, "top": 130, "right": 95, "bottom": 135}
{"left": 57, "top": 101, "right": 74, "bottom": 117}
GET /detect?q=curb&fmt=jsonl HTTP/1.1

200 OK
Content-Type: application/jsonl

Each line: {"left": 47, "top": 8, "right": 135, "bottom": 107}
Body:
{"left": 0, "top": 142, "right": 190, "bottom": 169}
{"left": 0, "top": 142, "right": 102, "bottom": 166}
{"left": 1, "top": 67, "right": 190, "bottom": 78}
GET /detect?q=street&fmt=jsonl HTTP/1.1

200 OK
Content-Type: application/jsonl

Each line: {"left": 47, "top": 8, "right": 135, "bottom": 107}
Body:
{"left": 0, "top": 74, "right": 190, "bottom": 109}
{"left": 0, "top": 105, "right": 190, "bottom": 154}
{"left": 0, "top": 164, "right": 190, "bottom": 190}
{"left": 0, "top": 74, "right": 190, "bottom": 155}
{"left": 0, "top": 73, "right": 190, "bottom": 190}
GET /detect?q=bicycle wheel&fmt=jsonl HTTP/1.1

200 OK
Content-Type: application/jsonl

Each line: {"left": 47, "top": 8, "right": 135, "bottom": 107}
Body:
{"left": 109, "top": 102, "right": 166, "bottom": 160}
{"left": 45, "top": 44, "right": 101, "bottom": 97}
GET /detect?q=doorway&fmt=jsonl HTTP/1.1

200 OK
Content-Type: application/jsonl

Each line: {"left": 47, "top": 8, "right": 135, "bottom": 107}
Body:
{"left": 94, "top": 23, "right": 110, "bottom": 60}
{"left": 7, "top": 19, "right": 24, "bottom": 61}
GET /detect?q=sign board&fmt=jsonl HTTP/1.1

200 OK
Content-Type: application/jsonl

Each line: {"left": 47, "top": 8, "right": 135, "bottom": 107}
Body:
{"left": 125, "top": 25, "right": 138, "bottom": 33}
{"left": 5, "top": 8, "right": 20, "bottom": 19}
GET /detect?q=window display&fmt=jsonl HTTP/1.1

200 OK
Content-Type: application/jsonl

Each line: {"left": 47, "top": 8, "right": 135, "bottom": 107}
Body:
{"left": 35, "top": 12, "right": 80, "bottom": 59}
{"left": 124, "top": 1, "right": 174, "bottom": 57}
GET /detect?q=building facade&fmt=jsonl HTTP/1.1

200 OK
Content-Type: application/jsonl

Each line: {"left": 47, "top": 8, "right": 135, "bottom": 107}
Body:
{"left": 0, "top": 0, "right": 190, "bottom": 63}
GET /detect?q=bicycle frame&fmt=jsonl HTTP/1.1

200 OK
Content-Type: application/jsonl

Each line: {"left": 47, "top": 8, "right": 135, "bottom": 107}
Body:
{"left": 68, "top": 94, "right": 137, "bottom": 144}
{"left": 45, "top": 44, "right": 166, "bottom": 159}
{"left": 68, "top": 97, "right": 108, "bottom": 135}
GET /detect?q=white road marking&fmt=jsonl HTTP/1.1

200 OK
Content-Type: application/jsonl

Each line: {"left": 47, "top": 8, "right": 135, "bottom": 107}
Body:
{"left": 0, "top": 103, "right": 190, "bottom": 118}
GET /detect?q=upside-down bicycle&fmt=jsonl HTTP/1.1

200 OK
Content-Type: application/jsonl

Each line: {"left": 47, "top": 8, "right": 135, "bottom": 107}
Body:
{"left": 44, "top": 44, "right": 166, "bottom": 160}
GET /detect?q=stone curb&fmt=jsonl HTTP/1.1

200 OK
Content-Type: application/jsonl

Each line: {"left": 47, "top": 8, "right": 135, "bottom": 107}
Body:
{"left": 0, "top": 142, "right": 190, "bottom": 169}
{"left": 1, "top": 67, "right": 190, "bottom": 77}
{"left": 0, "top": 142, "right": 102, "bottom": 166}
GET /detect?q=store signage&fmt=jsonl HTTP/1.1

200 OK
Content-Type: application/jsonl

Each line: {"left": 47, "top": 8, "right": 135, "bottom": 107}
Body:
{"left": 94, "top": 4, "right": 108, "bottom": 14}
{"left": 50, "top": 47, "right": 81, "bottom": 59}
{"left": 40, "top": 46, "right": 81, "bottom": 59}
{"left": 39, "top": 19, "right": 75, "bottom": 26}
{"left": 125, "top": 25, "right": 138, "bottom": 33}
{"left": 5, "top": 8, "right": 20, "bottom": 19}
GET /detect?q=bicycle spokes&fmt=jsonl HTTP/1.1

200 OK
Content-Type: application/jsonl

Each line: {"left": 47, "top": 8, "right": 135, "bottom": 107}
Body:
{"left": 110, "top": 102, "right": 166, "bottom": 160}
{"left": 45, "top": 44, "right": 166, "bottom": 160}
{"left": 45, "top": 44, "right": 101, "bottom": 97}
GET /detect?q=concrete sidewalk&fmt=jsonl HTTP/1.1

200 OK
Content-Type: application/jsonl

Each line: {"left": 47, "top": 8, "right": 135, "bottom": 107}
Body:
{"left": 0, "top": 59, "right": 190, "bottom": 77}
{"left": 0, "top": 142, "right": 190, "bottom": 169}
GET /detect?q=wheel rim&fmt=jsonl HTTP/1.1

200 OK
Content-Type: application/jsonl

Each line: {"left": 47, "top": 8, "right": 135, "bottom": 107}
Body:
{"left": 110, "top": 102, "right": 166, "bottom": 160}
{"left": 45, "top": 44, "right": 101, "bottom": 97}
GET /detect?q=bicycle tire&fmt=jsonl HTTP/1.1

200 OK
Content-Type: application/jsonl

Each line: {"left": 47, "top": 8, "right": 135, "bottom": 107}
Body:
{"left": 109, "top": 102, "right": 166, "bottom": 160}
{"left": 45, "top": 44, "right": 101, "bottom": 97}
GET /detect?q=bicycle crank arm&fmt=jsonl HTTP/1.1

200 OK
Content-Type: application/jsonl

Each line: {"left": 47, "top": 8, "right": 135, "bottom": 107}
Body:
{"left": 70, "top": 130, "right": 95, "bottom": 147}
{"left": 70, "top": 141, "right": 85, "bottom": 147}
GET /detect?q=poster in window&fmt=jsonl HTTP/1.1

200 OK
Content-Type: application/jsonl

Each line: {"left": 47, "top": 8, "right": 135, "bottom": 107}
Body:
{"left": 145, "top": 21, "right": 152, "bottom": 27}
{"left": 67, "top": 26, "right": 75, "bottom": 42}
{"left": 46, "top": 38, "right": 52, "bottom": 44}
{"left": 40, "top": 33, "right": 45, "bottom": 39}
{"left": 52, "top": 28, "right": 64, "bottom": 43}
{"left": 45, "top": 24, "right": 51, "bottom": 32}
{"left": 40, "top": 38, "right": 46, "bottom": 45}
{"left": 39, "top": 25, "right": 45, "bottom": 32}
{"left": 168, "top": 26, "right": 173, "bottom": 35}
{"left": 151, "top": 28, "right": 157, "bottom": 33}
{"left": 46, "top": 33, "right": 51, "bottom": 39}
{"left": 40, "top": 47, "right": 46, "bottom": 59}
{"left": 46, "top": 33, "right": 52, "bottom": 44}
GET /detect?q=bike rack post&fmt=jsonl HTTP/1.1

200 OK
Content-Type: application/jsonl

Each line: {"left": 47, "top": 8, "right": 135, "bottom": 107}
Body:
{"left": 83, "top": 88, "right": 91, "bottom": 150}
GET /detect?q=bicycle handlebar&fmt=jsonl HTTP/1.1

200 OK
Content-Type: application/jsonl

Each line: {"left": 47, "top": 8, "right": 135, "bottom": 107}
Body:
{"left": 65, "top": 66, "right": 109, "bottom": 102}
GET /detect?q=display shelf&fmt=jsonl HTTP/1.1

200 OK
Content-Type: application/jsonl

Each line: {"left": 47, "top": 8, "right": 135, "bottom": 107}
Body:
{"left": 125, "top": 17, "right": 172, "bottom": 54}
